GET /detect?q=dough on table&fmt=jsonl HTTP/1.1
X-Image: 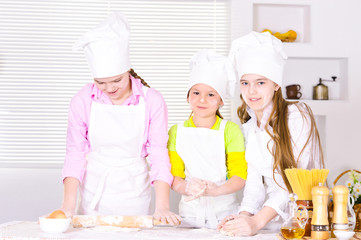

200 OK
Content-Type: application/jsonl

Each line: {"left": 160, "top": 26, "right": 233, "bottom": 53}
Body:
{"left": 219, "top": 227, "right": 234, "bottom": 237}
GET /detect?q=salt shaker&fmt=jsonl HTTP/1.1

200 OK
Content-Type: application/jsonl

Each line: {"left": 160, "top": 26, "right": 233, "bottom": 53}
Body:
{"left": 311, "top": 183, "right": 329, "bottom": 240}
{"left": 332, "top": 185, "right": 349, "bottom": 235}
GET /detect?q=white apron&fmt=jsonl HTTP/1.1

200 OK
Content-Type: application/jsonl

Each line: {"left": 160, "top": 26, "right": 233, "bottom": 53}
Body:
{"left": 245, "top": 127, "right": 287, "bottom": 231}
{"left": 79, "top": 87, "right": 151, "bottom": 215}
{"left": 245, "top": 128, "right": 273, "bottom": 179}
{"left": 176, "top": 120, "right": 238, "bottom": 229}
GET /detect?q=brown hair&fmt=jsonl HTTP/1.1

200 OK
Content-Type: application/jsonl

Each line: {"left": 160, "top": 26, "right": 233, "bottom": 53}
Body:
{"left": 216, "top": 109, "right": 223, "bottom": 119}
{"left": 129, "top": 68, "right": 150, "bottom": 88}
{"left": 237, "top": 89, "right": 325, "bottom": 192}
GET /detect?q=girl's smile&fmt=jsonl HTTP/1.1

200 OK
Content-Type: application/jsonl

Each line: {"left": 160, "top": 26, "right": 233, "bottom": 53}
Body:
{"left": 248, "top": 97, "right": 261, "bottom": 102}
{"left": 188, "top": 83, "right": 223, "bottom": 125}
{"left": 107, "top": 89, "right": 118, "bottom": 94}
{"left": 240, "top": 74, "right": 279, "bottom": 120}
{"left": 94, "top": 71, "right": 131, "bottom": 104}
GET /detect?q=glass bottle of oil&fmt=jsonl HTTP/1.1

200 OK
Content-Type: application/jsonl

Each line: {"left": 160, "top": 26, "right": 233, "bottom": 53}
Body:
{"left": 281, "top": 193, "right": 309, "bottom": 239}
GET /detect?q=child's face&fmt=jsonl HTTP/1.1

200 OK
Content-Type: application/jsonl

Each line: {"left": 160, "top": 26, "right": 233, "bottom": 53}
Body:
{"left": 240, "top": 74, "right": 280, "bottom": 114}
{"left": 94, "top": 71, "right": 130, "bottom": 102}
{"left": 188, "top": 83, "right": 223, "bottom": 118}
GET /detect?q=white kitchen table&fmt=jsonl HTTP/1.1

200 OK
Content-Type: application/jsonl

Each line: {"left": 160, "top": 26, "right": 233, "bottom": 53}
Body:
{"left": 0, "top": 221, "right": 282, "bottom": 240}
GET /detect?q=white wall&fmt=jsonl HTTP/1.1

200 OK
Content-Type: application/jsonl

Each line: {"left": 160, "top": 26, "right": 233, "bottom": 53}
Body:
{"left": 1, "top": 0, "right": 361, "bottom": 224}
{"left": 231, "top": 0, "right": 361, "bottom": 185}
{"left": 316, "top": 0, "right": 361, "bottom": 182}
{"left": 0, "top": 168, "right": 63, "bottom": 223}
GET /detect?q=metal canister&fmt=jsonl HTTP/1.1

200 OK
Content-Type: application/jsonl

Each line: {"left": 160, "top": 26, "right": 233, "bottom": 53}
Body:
{"left": 313, "top": 79, "right": 329, "bottom": 100}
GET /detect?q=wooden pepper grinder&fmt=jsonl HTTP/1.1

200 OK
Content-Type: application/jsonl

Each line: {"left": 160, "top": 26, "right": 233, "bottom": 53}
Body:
{"left": 331, "top": 185, "right": 349, "bottom": 236}
{"left": 311, "top": 183, "right": 330, "bottom": 239}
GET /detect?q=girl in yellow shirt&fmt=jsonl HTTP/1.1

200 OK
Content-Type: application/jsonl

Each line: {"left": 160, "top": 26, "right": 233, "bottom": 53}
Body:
{"left": 168, "top": 49, "right": 247, "bottom": 228}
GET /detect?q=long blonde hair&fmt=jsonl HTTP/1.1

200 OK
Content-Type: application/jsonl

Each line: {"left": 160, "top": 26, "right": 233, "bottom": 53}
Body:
{"left": 237, "top": 89, "right": 325, "bottom": 192}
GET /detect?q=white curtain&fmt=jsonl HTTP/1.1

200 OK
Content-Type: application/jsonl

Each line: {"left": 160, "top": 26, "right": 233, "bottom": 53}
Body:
{"left": 0, "top": 0, "right": 231, "bottom": 167}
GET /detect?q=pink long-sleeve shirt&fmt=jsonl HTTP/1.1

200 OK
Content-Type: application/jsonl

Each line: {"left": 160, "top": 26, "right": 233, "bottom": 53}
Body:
{"left": 62, "top": 75, "right": 173, "bottom": 186}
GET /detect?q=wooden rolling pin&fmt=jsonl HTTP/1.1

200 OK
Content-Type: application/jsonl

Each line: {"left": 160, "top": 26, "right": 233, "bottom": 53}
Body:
{"left": 72, "top": 215, "right": 176, "bottom": 228}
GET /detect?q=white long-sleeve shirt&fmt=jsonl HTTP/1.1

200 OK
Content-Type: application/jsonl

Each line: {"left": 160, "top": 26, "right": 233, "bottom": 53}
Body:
{"left": 238, "top": 102, "right": 322, "bottom": 228}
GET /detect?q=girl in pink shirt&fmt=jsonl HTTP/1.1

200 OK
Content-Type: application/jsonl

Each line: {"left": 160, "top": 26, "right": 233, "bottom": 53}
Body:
{"left": 56, "top": 12, "right": 180, "bottom": 225}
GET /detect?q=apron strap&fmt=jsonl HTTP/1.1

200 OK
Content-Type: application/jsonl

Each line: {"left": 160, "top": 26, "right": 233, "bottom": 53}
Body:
{"left": 195, "top": 198, "right": 219, "bottom": 228}
{"left": 219, "top": 119, "right": 227, "bottom": 132}
{"left": 196, "top": 198, "right": 207, "bottom": 227}
{"left": 142, "top": 85, "right": 149, "bottom": 98}
{"left": 207, "top": 198, "right": 218, "bottom": 228}
{"left": 89, "top": 168, "right": 113, "bottom": 210}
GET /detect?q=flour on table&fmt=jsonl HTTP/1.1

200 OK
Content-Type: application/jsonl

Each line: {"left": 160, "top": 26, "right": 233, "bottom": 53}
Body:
{"left": 100, "top": 216, "right": 124, "bottom": 225}
{"left": 134, "top": 226, "right": 233, "bottom": 240}
{"left": 87, "top": 226, "right": 140, "bottom": 232}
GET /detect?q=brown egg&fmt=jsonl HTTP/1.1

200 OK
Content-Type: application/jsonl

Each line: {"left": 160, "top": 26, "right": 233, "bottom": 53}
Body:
{"left": 47, "top": 210, "right": 67, "bottom": 219}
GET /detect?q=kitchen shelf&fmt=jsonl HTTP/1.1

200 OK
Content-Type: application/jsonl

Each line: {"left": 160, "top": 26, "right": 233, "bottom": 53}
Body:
{"left": 282, "top": 57, "right": 348, "bottom": 101}
{"left": 284, "top": 100, "right": 348, "bottom": 117}
{"left": 253, "top": 3, "right": 311, "bottom": 42}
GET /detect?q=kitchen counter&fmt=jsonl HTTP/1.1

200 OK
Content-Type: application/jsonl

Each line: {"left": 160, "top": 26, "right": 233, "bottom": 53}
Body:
{"left": 1, "top": 221, "right": 360, "bottom": 240}
{"left": 0, "top": 221, "right": 279, "bottom": 240}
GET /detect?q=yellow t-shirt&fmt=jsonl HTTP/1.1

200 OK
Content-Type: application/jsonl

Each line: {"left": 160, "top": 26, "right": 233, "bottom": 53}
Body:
{"left": 167, "top": 116, "right": 247, "bottom": 180}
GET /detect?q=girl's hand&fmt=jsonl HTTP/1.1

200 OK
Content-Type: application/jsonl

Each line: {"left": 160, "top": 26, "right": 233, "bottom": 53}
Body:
{"left": 204, "top": 180, "right": 217, "bottom": 190}
{"left": 59, "top": 207, "right": 75, "bottom": 218}
{"left": 217, "top": 214, "right": 237, "bottom": 231}
{"left": 217, "top": 213, "right": 260, "bottom": 236}
{"left": 203, "top": 180, "right": 218, "bottom": 196}
{"left": 153, "top": 207, "right": 182, "bottom": 225}
{"left": 185, "top": 178, "right": 207, "bottom": 197}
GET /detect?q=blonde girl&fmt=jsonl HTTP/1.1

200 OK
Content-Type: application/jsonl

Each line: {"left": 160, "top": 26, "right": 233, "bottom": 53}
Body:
{"left": 218, "top": 32, "right": 325, "bottom": 236}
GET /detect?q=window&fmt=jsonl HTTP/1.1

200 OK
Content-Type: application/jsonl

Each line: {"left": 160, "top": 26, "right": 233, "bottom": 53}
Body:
{"left": 0, "top": 0, "right": 231, "bottom": 167}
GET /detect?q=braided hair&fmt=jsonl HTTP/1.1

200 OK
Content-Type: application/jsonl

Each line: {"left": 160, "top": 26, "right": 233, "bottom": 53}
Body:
{"left": 129, "top": 68, "right": 150, "bottom": 88}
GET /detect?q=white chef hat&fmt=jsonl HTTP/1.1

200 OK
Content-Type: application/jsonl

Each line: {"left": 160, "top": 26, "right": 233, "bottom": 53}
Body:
{"left": 188, "top": 49, "right": 237, "bottom": 101}
{"left": 229, "top": 31, "right": 288, "bottom": 87}
{"left": 73, "top": 12, "right": 131, "bottom": 78}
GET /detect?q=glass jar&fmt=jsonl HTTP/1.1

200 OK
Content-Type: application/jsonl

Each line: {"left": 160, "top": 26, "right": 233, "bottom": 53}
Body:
{"left": 281, "top": 193, "right": 309, "bottom": 239}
